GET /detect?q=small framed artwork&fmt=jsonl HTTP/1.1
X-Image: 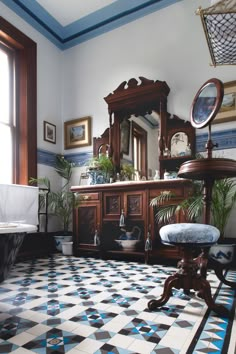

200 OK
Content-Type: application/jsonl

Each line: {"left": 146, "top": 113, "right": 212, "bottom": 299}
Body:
{"left": 64, "top": 116, "right": 92, "bottom": 149}
{"left": 213, "top": 80, "right": 236, "bottom": 124}
{"left": 44, "top": 121, "right": 56, "bottom": 144}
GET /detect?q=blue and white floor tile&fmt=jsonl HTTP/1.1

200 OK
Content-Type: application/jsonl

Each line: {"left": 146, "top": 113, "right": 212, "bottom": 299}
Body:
{"left": 0, "top": 255, "right": 235, "bottom": 353}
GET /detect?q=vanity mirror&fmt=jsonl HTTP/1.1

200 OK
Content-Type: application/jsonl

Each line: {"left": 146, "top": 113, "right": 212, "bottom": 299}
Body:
{"left": 191, "top": 78, "right": 224, "bottom": 129}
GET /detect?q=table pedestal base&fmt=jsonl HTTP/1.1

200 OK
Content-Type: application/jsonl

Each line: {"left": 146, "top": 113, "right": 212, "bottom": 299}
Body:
{"left": 148, "top": 245, "right": 229, "bottom": 316}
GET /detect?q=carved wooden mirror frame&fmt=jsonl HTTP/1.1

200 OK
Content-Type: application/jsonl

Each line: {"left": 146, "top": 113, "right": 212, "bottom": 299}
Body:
{"left": 104, "top": 76, "right": 170, "bottom": 175}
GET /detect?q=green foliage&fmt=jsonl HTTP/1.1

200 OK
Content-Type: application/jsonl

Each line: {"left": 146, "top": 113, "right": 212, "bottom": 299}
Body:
{"left": 54, "top": 154, "right": 72, "bottom": 186}
{"left": 211, "top": 178, "right": 236, "bottom": 237}
{"left": 88, "top": 154, "right": 114, "bottom": 181}
{"left": 150, "top": 178, "right": 236, "bottom": 239}
{"left": 120, "top": 163, "right": 135, "bottom": 180}
{"left": 29, "top": 155, "right": 80, "bottom": 233}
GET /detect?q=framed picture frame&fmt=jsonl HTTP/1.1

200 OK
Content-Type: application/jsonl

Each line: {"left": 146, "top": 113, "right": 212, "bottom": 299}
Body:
{"left": 64, "top": 116, "right": 92, "bottom": 149}
{"left": 43, "top": 121, "right": 56, "bottom": 144}
{"left": 213, "top": 80, "right": 236, "bottom": 124}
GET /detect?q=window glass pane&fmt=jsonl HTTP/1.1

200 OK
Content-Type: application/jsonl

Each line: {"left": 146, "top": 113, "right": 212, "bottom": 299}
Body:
{"left": 0, "top": 48, "right": 10, "bottom": 124}
{"left": 0, "top": 123, "right": 13, "bottom": 183}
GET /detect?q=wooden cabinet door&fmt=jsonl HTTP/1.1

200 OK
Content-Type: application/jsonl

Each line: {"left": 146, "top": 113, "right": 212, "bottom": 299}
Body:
{"left": 103, "top": 190, "right": 146, "bottom": 220}
{"left": 103, "top": 192, "right": 122, "bottom": 220}
{"left": 124, "top": 190, "right": 146, "bottom": 220}
{"left": 73, "top": 193, "right": 101, "bottom": 253}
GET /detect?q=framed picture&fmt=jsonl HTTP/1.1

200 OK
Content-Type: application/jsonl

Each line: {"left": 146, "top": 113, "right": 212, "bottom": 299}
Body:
{"left": 64, "top": 116, "right": 92, "bottom": 149}
{"left": 43, "top": 121, "right": 56, "bottom": 144}
{"left": 213, "top": 80, "right": 236, "bottom": 124}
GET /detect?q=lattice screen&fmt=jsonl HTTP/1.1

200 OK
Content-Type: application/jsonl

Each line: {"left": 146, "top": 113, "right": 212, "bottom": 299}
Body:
{"left": 197, "top": 0, "right": 236, "bottom": 66}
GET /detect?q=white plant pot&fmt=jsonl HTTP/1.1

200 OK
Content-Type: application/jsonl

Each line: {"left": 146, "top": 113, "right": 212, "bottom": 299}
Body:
{"left": 62, "top": 241, "right": 73, "bottom": 256}
{"left": 209, "top": 244, "right": 235, "bottom": 265}
{"left": 54, "top": 235, "right": 72, "bottom": 252}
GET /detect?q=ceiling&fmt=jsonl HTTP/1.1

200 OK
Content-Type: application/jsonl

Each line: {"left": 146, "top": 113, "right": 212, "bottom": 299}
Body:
{"left": 2, "top": 0, "right": 180, "bottom": 50}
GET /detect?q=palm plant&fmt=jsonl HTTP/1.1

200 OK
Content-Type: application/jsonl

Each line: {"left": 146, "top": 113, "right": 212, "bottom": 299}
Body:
{"left": 30, "top": 155, "right": 80, "bottom": 234}
{"left": 150, "top": 178, "right": 236, "bottom": 241}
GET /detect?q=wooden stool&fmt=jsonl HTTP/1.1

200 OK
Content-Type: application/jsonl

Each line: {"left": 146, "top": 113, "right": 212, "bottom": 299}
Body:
{"left": 148, "top": 223, "right": 229, "bottom": 316}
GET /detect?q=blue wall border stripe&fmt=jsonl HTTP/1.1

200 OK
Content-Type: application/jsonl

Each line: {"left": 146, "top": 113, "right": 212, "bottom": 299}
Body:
{"left": 37, "top": 129, "right": 236, "bottom": 168}
{"left": 196, "top": 129, "right": 236, "bottom": 153}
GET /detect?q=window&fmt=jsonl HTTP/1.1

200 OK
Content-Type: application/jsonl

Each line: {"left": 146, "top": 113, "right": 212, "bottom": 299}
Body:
{"left": 0, "top": 44, "right": 14, "bottom": 183}
{"left": 132, "top": 121, "right": 147, "bottom": 178}
{"left": 0, "top": 17, "right": 37, "bottom": 184}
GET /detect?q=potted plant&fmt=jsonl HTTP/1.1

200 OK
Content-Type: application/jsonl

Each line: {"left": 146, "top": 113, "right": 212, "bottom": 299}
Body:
{"left": 87, "top": 154, "right": 114, "bottom": 184}
{"left": 30, "top": 155, "right": 80, "bottom": 252}
{"left": 120, "top": 163, "right": 135, "bottom": 181}
{"left": 150, "top": 178, "right": 236, "bottom": 264}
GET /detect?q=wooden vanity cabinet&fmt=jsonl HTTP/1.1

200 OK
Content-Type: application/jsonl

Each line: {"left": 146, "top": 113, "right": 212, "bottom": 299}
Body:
{"left": 71, "top": 179, "right": 192, "bottom": 263}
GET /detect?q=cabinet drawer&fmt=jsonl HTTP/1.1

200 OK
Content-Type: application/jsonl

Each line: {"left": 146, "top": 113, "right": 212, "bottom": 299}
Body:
{"left": 149, "top": 187, "right": 186, "bottom": 199}
{"left": 80, "top": 193, "right": 99, "bottom": 201}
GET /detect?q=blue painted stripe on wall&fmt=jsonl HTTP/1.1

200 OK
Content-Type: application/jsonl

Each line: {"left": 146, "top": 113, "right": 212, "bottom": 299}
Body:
{"left": 37, "top": 149, "right": 57, "bottom": 167}
{"left": 37, "top": 149, "right": 93, "bottom": 167}
{"left": 64, "top": 151, "right": 93, "bottom": 167}
{"left": 196, "top": 129, "right": 236, "bottom": 152}
{"left": 3, "top": 0, "right": 182, "bottom": 50}
{"left": 37, "top": 129, "right": 236, "bottom": 168}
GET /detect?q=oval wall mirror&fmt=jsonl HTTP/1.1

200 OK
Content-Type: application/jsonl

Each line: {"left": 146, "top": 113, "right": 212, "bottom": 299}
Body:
{"left": 191, "top": 78, "right": 224, "bottom": 129}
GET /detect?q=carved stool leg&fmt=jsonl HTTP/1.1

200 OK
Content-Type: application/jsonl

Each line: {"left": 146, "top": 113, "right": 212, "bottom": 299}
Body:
{"left": 148, "top": 274, "right": 180, "bottom": 310}
{"left": 148, "top": 246, "right": 229, "bottom": 316}
{"left": 193, "top": 275, "right": 229, "bottom": 316}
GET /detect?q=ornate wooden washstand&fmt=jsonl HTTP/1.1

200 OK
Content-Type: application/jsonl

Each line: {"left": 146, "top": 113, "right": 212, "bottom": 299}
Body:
{"left": 72, "top": 76, "right": 195, "bottom": 262}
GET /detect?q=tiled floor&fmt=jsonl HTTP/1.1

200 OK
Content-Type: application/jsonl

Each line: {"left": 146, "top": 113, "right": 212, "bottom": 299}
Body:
{"left": 0, "top": 255, "right": 235, "bottom": 354}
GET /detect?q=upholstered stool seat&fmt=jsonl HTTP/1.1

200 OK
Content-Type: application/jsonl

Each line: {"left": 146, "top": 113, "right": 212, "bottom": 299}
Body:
{"left": 160, "top": 223, "right": 220, "bottom": 246}
{"left": 148, "top": 223, "right": 228, "bottom": 316}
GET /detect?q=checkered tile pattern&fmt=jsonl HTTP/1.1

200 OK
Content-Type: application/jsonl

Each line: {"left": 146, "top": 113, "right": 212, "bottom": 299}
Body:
{"left": 0, "top": 255, "right": 235, "bottom": 353}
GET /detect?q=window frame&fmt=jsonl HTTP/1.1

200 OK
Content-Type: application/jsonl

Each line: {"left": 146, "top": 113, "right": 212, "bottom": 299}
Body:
{"left": 0, "top": 17, "right": 37, "bottom": 184}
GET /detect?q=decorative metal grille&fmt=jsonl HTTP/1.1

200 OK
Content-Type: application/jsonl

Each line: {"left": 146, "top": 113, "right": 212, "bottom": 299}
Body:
{"left": 197, "top": 0, "right": 236, "bottom": 66}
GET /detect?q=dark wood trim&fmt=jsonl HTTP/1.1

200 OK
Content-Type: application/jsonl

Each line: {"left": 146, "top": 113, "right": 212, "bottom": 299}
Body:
{"left": 0, "top": 16, "right": 37, "bottom": 184}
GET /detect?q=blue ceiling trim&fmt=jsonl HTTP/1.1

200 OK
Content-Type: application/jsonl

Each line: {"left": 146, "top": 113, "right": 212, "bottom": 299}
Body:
{"left": 1, "top": 0, "right": 65, "bottom": 49}
{"left": 2, "top": 0, "right": 181, "bottom": 50}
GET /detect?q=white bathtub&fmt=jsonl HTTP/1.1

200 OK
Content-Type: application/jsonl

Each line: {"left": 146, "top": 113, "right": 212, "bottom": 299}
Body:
{"left": 0, "top": 184, "right": 39, "bottom": 281}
